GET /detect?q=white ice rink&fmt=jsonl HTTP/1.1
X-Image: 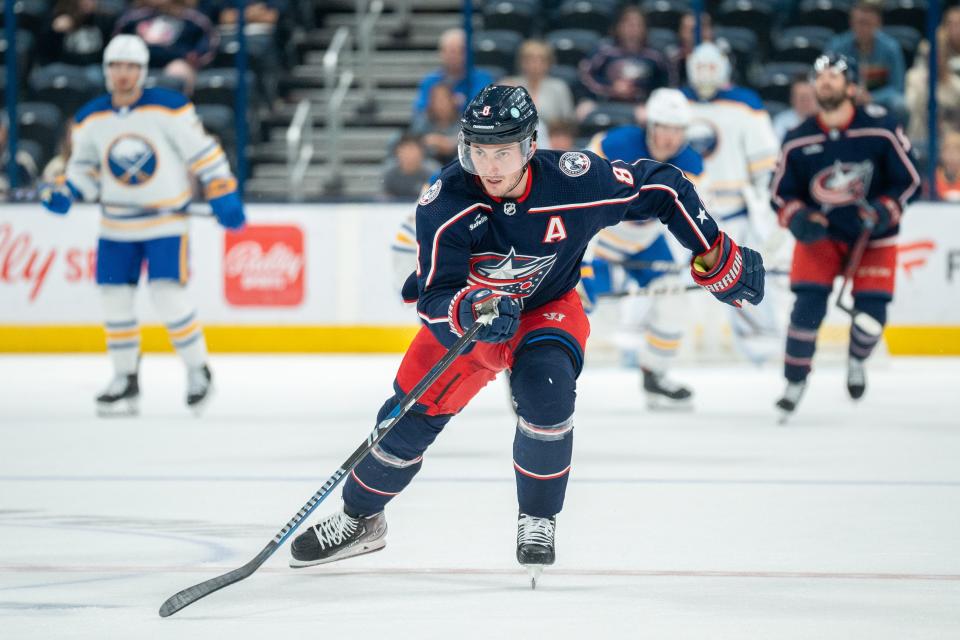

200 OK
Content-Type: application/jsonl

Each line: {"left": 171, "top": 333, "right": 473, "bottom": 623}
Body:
{"left": 1, "top": 354, "right": 959, "bottom": 639}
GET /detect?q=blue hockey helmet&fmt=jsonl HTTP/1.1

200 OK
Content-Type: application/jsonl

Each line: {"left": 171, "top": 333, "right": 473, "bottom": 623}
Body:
{"left": 811, "top": 53, "right": 859, "bottom": 84}
{"left": 458, "top": 85, "right": 538, "bottom": 175}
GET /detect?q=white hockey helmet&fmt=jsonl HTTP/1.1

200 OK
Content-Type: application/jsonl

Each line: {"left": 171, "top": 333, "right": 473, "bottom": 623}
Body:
{"left": 102, "top": 35, "right": 150, "bottom": 92}
{"left": 686, "top": 42, "right": 731, "bottom": 99}
{"left": 646, "top": 88, "right": 692, "bottom": 129}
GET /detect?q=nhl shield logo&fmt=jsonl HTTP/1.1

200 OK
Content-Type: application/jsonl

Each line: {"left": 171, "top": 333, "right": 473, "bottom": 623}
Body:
{"left": 559, "top": 151, "right": 591, "bottom": 177}
{"left": 504, "top": 202, "right": 516, "bottom": 216}
{"left": 419, "top": 179, "right": 442, "bottom": 205}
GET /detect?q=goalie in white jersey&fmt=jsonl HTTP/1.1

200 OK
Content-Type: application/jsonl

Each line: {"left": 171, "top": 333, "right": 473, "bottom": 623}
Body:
{"left": 40, "top": 35, "right": 246, "bottom": 416}
{"left": 681, "top": 42, "right": 786, "bottom": 364}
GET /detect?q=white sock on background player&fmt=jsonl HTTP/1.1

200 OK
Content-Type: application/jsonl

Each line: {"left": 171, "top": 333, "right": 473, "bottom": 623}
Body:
{"left": 149, "top": 281, "right": 208, "bottom": 369}
{"left": 100, "top": 285, "right": 140, "bottom": 375}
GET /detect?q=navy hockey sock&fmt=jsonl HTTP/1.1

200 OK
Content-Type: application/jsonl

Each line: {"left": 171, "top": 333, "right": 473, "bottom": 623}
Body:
{"left": 784, "top": 288, "right": 829, "bottom": 382}
{"left": 342, "top": 397, "right": 451, "bottom": 516}
{"left": 511, "top": 342, "right": 577, "bottom": 518}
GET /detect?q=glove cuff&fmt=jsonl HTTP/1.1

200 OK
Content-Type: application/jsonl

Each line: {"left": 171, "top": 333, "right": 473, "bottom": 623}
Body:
{"left": 777, "top": 200, "right": 807, "bottom": 228}
{"left": 691, "top": 232, "right": 744, "bottom": 295}
{"left": 205, "top": 177, "right": 238, "bottom": 201}
{"left": 447, "top": 284, "right": 485, "bottom": 337}
{"left": 874, "top": 196, "right": 902, "bottom": 228}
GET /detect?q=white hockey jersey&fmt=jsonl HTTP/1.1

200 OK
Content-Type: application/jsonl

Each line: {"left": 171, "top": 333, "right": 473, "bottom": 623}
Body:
{"left": 682, "top": 86, "right": 779, "bottom": 224}
{"left": 65, "top": 87, "right": 236, "bottom": 242}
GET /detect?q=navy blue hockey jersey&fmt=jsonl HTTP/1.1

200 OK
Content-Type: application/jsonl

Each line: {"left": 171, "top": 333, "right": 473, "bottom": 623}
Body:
{"left": 413, "top": 149, "right": 721, "bottom": 346}
{"left": 771, "top": 105, "right": 920, "bottom": 243}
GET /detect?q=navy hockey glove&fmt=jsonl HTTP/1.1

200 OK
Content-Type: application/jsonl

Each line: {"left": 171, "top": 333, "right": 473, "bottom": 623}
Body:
{"left": 450, "top": 286, "right": 521, "bottom": 343}
{"left": 786, "top": 206, "right": 829, "bottom": 244}
{"left": 860, "top": 197, "right": 899, "bottom": 235}
{"left": 209, "top": 190, "right": 246, "bottom": 230}
{"left": 691, "top": 232, "right": 765, "bottom": 308}
{"left": 39, "top": 181, "right": 81, "bottom": 215}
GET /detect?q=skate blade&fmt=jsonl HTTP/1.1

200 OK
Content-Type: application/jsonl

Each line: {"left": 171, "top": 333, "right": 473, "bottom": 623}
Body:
{"left": 776, "top": 408, "right": 794, "bottom": 425}
{"left": 96, "top": 398, "right": 139, "bottom": 417}
{"left": 288, "top": 539, "right": 386, "bottom": 569}
{"left": 188, "top": 386, "right": 215, "bottom": 417}
{"left": 525, "top": 565, "right": 544, "bottom": 590}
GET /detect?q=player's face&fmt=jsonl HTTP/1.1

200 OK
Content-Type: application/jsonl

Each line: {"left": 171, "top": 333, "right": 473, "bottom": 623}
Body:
{"left": 813, "top": 69, "right": 852, "bottom": 111}
{"left": 648, "top": 124, "right": 686, "bottom": 161}
{"left": 108, "top": 62, "right": 141, "bottom": 94}
{"left": 470, "top": 142, "right": 528, "bottom": 194}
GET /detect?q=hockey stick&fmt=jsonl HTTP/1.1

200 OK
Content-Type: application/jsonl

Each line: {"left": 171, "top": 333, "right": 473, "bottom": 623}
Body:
{"left": 158, "top": 303, "right": 498, "bottom": 618}
{"left": 598, "top": 268, "right": 789, "bottom": 299}
{"left": 99, "top": 200, "right": 214, "bottom": 218}
{"left": 834, "top": 219, "right": 884, "bottom": 338}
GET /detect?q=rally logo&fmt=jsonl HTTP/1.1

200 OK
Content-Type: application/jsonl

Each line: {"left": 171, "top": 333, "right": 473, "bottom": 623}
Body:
{"left": 811, "top": 160, "right": 874, "bottom": 207}
{"left": 106, "top": 134, "right": 158, "bottom": 186}
{"left": 467, "top": 247, "right": 557, "bottom": 300}
{"left": 559, "top": 152, "right": 591, "bottom": 177}
{"left": 419, "top": 179, "right": 442, "bottom": 205}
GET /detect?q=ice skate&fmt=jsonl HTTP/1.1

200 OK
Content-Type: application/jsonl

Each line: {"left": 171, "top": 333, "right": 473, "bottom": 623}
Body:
{"left": 186, "top": 365, "right": 213, "bottom": 414}
{"left": 96, "top": 373, "right": 139, "bottom": 417}
{"left": 847, "top": 358, "right": 866, "bottom": 400}
{"left": 516, "top": 513, "right": 555, "bottom": 589}
{"left": 642, "top": 368, "right": 693, "bottom": 410}
{"left": 776, "top": 380, "right": 807, "bottom": 424}
{"left": 289, "top": 509, "right": 387, "bottom": 568}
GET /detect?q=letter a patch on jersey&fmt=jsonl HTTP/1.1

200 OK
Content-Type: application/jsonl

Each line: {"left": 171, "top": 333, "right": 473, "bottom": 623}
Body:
{"left": 543, "top": 216, "right": 567, "bottom": 243}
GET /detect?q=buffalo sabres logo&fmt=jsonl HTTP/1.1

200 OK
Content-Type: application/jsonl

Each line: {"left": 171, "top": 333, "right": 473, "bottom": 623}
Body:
{"left": 106, "top": 134, "right": 158, "bottom": 186}
{"left": 467, "top": 247, "right": 557, "bottom": 302}
{"left": 559, "top": 151, "right": 590, "bottom": 177}
{"left": 811, "top": 160, "right": 874, "bottom": 208}
{"left": 419, "top": 179, "right": 442, "bottom": 205}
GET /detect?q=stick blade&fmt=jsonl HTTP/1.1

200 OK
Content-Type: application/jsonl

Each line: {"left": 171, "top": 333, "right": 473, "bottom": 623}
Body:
{"left": 159, "top": 547, "right": 273, "bottom": 617}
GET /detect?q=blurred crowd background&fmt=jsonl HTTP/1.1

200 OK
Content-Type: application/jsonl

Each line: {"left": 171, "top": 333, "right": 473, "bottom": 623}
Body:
{"left": 2, "top": 0, "right": 959, "bottom": 202}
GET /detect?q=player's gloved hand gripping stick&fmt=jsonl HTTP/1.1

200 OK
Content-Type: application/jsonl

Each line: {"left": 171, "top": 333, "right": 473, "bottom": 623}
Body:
{"left": 158, "top": 298, "right": 502, "bottom": 618}
{"left": 835, "top": 202, "right": 884, "bottom": 338}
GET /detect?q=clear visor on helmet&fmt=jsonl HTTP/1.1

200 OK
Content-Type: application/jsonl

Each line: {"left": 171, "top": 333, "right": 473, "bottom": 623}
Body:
{"left": 457, "top": 133, "right": 535, "bottom": 176}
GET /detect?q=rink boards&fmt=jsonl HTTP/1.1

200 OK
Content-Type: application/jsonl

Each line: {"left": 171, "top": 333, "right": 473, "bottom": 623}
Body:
{"left": 1, "top": 202, "right": 958, "bottom": 355}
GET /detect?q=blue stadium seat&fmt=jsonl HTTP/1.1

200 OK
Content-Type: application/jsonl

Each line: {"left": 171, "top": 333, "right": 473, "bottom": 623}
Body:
{"left": 549, "top": 63, "right": 589, "bottom": 102}
{"left": 0, "top": 0, "right": 51, "bottom": 33}
{"left": 474, "top": 30, "right": 525, "bottom": 73}
{"left": 579, "top": 102, "right": 637, "bottom": 137}
{"left": 647, "top": 27, "right": 678, "bottom": 52}
{"left": 28, "top": 64, "right": 102, "bottom": 119}
{"left": 194, "top": 68, "right": 255, "bottom": 110}
{"left": 883, "top": 25, "right": 922, "bottom": 67}
{"left": 640, "top": 0, "right": 691, "bottom": 31}
{"left": 716, "top": 0, "right": 776, "bottom": 49}
{"left": 751, "top": 61, "right": 809, "bottom": 103}
{"left": 483, "top": 0, "right": 540, "bottom": 37}
{"left": 715, "top": 26, "right": 759, "bottom": 81}
{"left": 883, "top": 0, "right": 927, "bottom": 33}
{"left": 789, "top": 0, "right": 852, "bottom": 29}
{"left": 16, "top": 102, "right": 63, "bottom": 166}
{"left": 546, "top": 29, "right": 601, "bottom": 67}
{"left": 771, "top": 26, "right": 834, "bottom": 64}
{"left": 551, "top": 0, "right": 617, "bottom": 34}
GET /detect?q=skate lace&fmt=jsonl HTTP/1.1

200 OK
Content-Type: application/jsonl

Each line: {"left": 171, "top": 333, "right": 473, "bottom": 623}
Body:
{"left": 517, "top": 515, "right": 554, "bottom": 547}
{"left": 314, "top": 512, "right": 360, "bottom": 550}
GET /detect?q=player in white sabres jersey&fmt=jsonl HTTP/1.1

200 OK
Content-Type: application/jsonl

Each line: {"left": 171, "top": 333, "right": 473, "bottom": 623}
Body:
{"left": 40, "top": 35, "right": 245, "bottom": 416}
{"left": 682, "top": 42, "right": 785, "bottom": 365}
{"left": 586, "top": 88, "right": 704, "bottom": 408}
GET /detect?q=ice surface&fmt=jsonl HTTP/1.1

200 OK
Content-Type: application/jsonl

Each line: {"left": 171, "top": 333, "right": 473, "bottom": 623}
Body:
{"left": 1, "top": 355, "right": 959, "bottom": 639}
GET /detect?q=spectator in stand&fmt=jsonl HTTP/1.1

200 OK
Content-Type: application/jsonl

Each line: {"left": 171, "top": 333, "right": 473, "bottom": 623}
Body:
{"left": 826, "top": 0, "right": 906, "bottom": 118}
{"left": 906, "top": 6, "right": 960, "bottom": 145}
{"left": 0, "top": 114, "right": 39, "bottom": 198}
{"left": 410, "top": 83, "right": 461, "bottom": 164}
{"left": 413, "top": 29, "right": 495, "bottom": 116}
{"left": 578, "top": 5, "right": 671, "bottom": 113}
{"left": 113, "top": 0, "right": 219, "bottom": 93}
{"left": 543, "top": 120, "right": 578, "bottom": 151}
{"left": 772, "top": 76, "right": 819, "bottom": 141}
{"left": 503, "top": 40, "right": 575, "bottom": 125}
{"left": 936, "top": 129, "right": 960, "bottom": 201}
{"left": 669, "top": 12, "right": 713, "bottom": 87}
{"left": 40, "top": 0, "right": 117, "bottom": 67}
{"left": 382, "top": 134, "right": 440, "bottom": 200}
{"left": 202, "top": 0, "right": 285, "bottom": 106}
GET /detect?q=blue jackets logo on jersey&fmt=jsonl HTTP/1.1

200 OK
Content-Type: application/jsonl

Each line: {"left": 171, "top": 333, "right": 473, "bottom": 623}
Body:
{"left": 810, "top": 160, "right": 874, "bottom": 208}
{"left": 420, "top": 179, "right": 442, "bottom": 205}
{"left": 559, "top": 152, "right": 591, "bottom": 177}
{"left": 106, "top": 134, "right": 158, "bottom": 186}
{"left": 468, "top": 247, "right": 557, "bottom": 299}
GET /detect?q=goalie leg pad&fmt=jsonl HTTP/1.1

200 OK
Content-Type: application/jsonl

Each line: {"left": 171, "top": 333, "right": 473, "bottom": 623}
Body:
{"left": 343, "top": 396, "right": 451, "bottom": 516}
{"left": 784, "top": 287, "right": 829, "bottom": 382}
{"left": 100, "top": 285, "right": 140, "bottom": 374}
{"left": 510, "top": 343, "right": 576, "bottom": 518}
{"left": 850, "top": 295, "right": 888, "bottom": 360}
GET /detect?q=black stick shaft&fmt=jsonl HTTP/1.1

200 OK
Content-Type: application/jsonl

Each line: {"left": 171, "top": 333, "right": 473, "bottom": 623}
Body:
{"left": 159, "top": 315, "right": 491, "bottom": 618}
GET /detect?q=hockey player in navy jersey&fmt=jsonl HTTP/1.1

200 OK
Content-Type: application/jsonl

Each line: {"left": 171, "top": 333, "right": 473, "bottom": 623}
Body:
{"left": 771, "top": 54, "right": 920, "bottom": 418}
{"left": 39, "top": 35, "right": 246, "bottom": 415}
{"left": 584, "top": 87, "right": 705, "bottom": 408}
{"left": 290, "top": 85, "right": 764, "bottom": 578}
